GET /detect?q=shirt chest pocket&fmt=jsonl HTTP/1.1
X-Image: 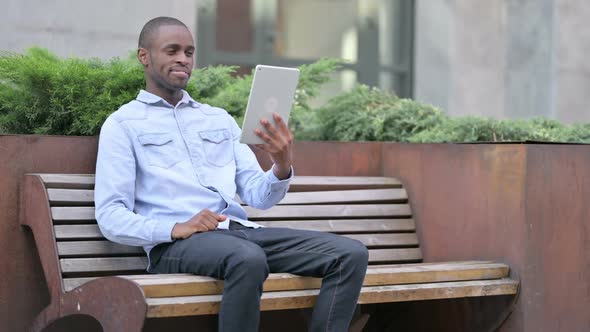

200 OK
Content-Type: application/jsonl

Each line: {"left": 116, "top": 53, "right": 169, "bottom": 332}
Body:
{"left": 138, "top": 133, "right": 182, "bottom": 169}
{"left": 199, "top": 129, "right": 234, "bottom": 167}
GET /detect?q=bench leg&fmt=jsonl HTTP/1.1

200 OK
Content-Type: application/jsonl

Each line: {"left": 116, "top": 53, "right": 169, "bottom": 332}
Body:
{"left": 50, "top": 276, "right": 147, "bottom": 332}
{"left": 348, "top": 305, "right": 371, "bottom": 332}
{"left": 30, "top": 306, "right": 59, "bottom": 332}
{"left": 348, "top": 313, "right": 370, "bottom": 332}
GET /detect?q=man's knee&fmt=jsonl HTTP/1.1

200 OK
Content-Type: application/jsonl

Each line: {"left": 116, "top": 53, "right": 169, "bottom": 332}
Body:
{"left": 339, "top": 238, "right": 369, "bottom": 269}
{"left": 225, "top": 244, "right": 269, "bottom": 280}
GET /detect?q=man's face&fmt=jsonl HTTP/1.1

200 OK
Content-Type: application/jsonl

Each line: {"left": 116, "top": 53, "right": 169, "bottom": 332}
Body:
{"left": 139, "top": 24, "right": 195, "bottom": 93}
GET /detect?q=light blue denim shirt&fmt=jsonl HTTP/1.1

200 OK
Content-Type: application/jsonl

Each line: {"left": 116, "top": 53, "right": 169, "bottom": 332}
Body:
{"left": 95, "top": 90, "right": 292, "bottom": 261}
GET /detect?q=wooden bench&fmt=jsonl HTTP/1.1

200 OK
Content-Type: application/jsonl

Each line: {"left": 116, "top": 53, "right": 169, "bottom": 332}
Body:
{"left": 21, "top": 174, "right": 519, "bottom": 331}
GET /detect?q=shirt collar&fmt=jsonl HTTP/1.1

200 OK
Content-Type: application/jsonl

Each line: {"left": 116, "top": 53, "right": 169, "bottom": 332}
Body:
{"left": 136, "top": 89, "right": 201, "bottom": 108}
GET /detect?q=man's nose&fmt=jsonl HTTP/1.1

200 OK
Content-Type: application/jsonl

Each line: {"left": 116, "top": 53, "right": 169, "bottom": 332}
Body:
{"left": 176, "top": 54, "right": 191, "bottom": 65}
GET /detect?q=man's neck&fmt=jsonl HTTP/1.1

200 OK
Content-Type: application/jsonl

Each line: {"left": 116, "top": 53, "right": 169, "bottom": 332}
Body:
{"left": 145, "top": 85, "right": 183, "bottom": 106}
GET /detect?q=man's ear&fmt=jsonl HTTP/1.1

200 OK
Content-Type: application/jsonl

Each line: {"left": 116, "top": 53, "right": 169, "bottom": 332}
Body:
{"left": 137, "top": 48, "right": 149, "bottom": 67}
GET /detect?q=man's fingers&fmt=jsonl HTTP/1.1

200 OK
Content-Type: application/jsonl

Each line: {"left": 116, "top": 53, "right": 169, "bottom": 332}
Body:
{"left": 273, "top": 113, "right": 290, "bottom": 133}
{"left": 260, "top": 118, "right": 279, "bottom": 136}
{"left": 203, "top": 210, "right": 226, "bottom": 222}
{"left": 203, "top": 216, "right": 219, "bottom": 230}
{"left": 195, "top": 223, "right": 208, "bottom": 233}
{"left": 255, "top": 129, "right": 275, "bottom": 145}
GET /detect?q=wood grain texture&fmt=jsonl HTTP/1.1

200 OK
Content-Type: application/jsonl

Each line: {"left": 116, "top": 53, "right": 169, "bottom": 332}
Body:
{"left": 39, "top": 175, "right": 403, "bottom": 191}
{"left": 62, "top": 260, "right": 501, "bottom": 291}
{"left": 145, "top": 278, "right": 519, "bottom": 317}
{"left": 47, "top": 188, "right": 408, "bottom": 205}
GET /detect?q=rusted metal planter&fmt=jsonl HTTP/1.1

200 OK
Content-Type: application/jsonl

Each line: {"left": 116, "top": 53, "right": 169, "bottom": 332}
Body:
{"left": 1, "top": 135, "right": 588, "bottom": 331}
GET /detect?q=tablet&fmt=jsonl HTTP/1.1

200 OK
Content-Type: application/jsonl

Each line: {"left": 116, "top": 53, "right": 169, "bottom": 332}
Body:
{"left": 239, "top": 65, "right": 300, "bottom": 144}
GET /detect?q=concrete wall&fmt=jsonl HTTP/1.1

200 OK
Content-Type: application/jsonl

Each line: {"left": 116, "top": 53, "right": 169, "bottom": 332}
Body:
{"left": 0, "top": 0, "right": 198, "bottom": 59}
{"left": 414, "top": 0, "right": 590, "bottom": 123}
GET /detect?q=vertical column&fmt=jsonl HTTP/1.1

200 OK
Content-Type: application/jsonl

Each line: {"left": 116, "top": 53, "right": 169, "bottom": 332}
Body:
{"left": 451, "top": 1, "right": 507, "bottom": 118}
{"left": 413, "top": 0, "right": 453, "bottom": 112}
{"left": 555, "top": 0, "right": 590, "bottom": 123}
{"left": 357, "top": 0, "right": 380, "bottom": 87}
{"left": 505, "top": 0, "right": 556, "bottom": 118}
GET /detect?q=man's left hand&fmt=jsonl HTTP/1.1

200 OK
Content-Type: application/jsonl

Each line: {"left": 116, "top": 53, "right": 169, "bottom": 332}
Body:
{"left": 254, "top": 112, "right": 293, "bottom": 180}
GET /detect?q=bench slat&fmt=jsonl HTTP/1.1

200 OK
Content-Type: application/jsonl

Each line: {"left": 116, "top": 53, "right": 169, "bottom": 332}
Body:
{"left": 60, "top": 261, "right": 497, "bottom": 291}
{"left": 347, "top": 233, "right": 418, "bottom": 247}
{"left": 53, "top": 221, "right": 416, "bottom": 240}
{"left": 53, "top": 219, "right": 417, "bottom": 235}
{"left": 145, "top": 278, "right": 519, "bottom": 317}
{"left": 56, "top": 234, "right": 418, "bottom": 258}
{"left": 278, "top": 188, "right": 407, "bottom": 204}
{"left": 39, "top": 175, "right": 402, "bottom": 191}
{"left": 52, "top": 204, "right": 412, "bottom": 221}
{"left": 59, "top": 247, "right": 422, "bottom": 274}
{"left": 256, "top": 219, "right": 416, "bottom": 233}
{"left": 244, "top": 204, "right": 412, "bottom": 220}
{"left": 37, "top": 174, "right": 96, "bottom": 189}
{"left": 54, "top": 225, "right": 103, "bottom": 239}
{"left": 62, "top": 261, "right": 509, "bottom": 293}
{"left": 289, "top": 176, "right": 403, "bottom": 191}
{"left": 52, "top": 207, "right": 95, "bottom": 221}
{"left": 60, "top": 257, "right": 148, "bottom": 273}
{"left": 138, "top": 262, "right": 509, "bottom": 297}
{"left": 47, "top": 189, "right": 95, "bottom": 206}
{"left": 57, "top": 241, "right": 144, "bottom": 257}
{"left": 369, "top": 248, "right": 422, "bottom": 263}
{"left": 47, "top": 188, "right": 407, "bottom": 206}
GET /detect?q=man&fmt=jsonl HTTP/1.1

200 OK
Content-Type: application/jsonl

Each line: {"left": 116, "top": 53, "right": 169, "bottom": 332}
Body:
{"left": 95, "top": 17, "right": 368, "bottom": 332}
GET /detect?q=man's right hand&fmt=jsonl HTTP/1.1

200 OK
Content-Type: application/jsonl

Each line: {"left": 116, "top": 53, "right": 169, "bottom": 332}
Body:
{"left": 171, "top": 209, "right": 227, "bottom": 240}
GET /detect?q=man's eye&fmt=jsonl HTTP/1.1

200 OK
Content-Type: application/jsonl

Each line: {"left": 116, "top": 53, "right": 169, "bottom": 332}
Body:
{"left": 166, "top": 50, "right": 176, "bottom": 55}
{"left": 186, "top": 51, "right": 194, "bottom": 57}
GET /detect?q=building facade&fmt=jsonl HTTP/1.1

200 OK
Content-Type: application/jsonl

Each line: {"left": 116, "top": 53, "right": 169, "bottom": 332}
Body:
{"left": 1, "top": 0, "right": 588, "bottom": 123}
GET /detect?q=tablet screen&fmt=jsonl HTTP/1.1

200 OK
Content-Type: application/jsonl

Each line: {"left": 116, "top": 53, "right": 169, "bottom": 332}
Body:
{"left": 240, "top": 65, "right": 300, "bottom": 145}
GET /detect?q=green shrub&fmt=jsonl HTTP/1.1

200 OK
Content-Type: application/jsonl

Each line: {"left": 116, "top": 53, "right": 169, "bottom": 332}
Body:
{"left": 410, "top": 117, "right": 590, "bottom": 143}
{"left": 315, "top": 85, "right": 400, "bottom": 141}
{"left": 316, "top": 85, "right": 447, "bottom": 142}
{"left": 1, "top": 47, "right": 589, "bottom": 142}
{"left": 0, "top": 47, "right": 338, "bottom": 136}
{"left": 380, "top": 98, "right": 446, "bottom": 142}
{"left": 0, "top": 48, "right": 144, "bottom": 135}
{"left": 316, "top": 84, "right": 590, "bottom": 143}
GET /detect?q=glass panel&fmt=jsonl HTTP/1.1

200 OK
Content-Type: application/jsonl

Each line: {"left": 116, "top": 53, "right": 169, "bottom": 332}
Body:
{"left": 274, "top": 0, "right": 358, "bottom": 62}
{"left": 216, "top": 0, "right": 254, "bottom": 52}
{"left": 379, "top": 71, "right": 395, "bottom": 93}
{"left": 310, "top": 70, "right": 358, "bottom": 108}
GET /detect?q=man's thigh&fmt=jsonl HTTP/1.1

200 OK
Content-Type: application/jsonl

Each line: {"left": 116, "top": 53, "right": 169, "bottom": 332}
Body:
{"left": 150, "top": 230, "right": 263, "bottom": 277}
{"left": 244, "top": 227, "right": 362, "bottom": 276}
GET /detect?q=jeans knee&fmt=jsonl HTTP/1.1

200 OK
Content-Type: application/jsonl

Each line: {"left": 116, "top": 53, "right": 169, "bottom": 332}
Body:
{"left": 344, "top": 240, "right": 369, "bottom": 267}
{"left": 226, "top": 246, "right": 269, "bottom": 281}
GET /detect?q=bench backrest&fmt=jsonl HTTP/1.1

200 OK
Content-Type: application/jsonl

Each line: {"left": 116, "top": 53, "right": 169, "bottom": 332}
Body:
{"left": 25, "top": 174, "right": 421, "bottom": 293}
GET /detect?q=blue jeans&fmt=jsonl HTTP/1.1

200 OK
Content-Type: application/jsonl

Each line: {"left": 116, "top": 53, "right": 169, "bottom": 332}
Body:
{"left": 149, "top": 222, "right": 369, "bottom": 332}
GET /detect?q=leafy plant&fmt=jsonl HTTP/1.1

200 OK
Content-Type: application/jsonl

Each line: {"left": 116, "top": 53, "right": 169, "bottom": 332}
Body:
{"left": 0, "top": 48, "right": 338, "bottom": 136}
{"left": 315, "top": 85, "right": 399, "bottom": 141}
{"left": 0, "top": 48, "right": 144, "bottom": 135}
{"left": 1, "top": 47, "right": 589, "bottom": 143}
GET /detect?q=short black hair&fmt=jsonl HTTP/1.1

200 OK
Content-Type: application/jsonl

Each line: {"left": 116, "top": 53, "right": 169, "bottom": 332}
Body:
{"left": 138, "top": 17, "right": 188, "bottom": 49}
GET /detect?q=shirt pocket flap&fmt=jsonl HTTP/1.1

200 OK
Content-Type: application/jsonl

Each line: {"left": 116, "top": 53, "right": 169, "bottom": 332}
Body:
{"left": 138, "top": 133, "right": 174, "bottom": 146}
{"left": 199, "top": 129, "right": 231, "bottom": 144}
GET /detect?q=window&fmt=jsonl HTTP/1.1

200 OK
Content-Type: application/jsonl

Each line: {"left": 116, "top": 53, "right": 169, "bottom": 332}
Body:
{"left": 197, "top": 0, "right": 414, "bottom": 101}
